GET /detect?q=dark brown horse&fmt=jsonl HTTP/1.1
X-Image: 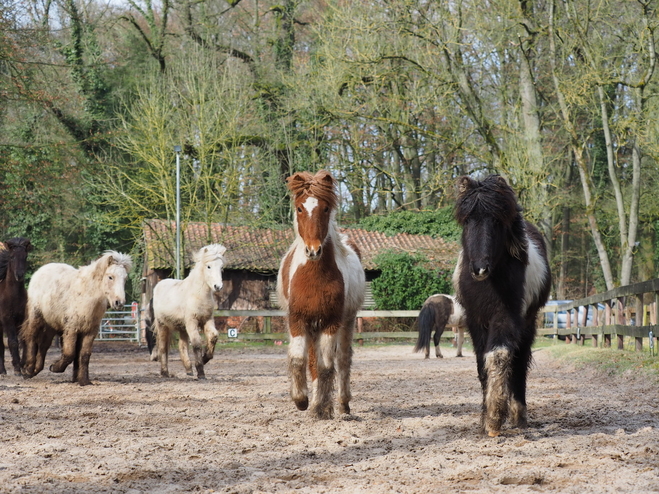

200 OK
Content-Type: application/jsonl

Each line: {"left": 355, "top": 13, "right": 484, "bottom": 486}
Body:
{"left": 276, "top": 170, "right": 366, "bottom": 419}
{"left": 454, "top": 175, "right": 551, "bottom": 437}
{"left": 0, "top": 237, "right": 33, "bottom": 376}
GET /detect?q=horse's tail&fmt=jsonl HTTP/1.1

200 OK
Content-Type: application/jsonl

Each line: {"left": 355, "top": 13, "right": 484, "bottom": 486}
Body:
{"left": 414, "top": 303, "right": 435, "bottom": 353}
{"left": 144, "top": 298, "right": 156, "bottom": 354}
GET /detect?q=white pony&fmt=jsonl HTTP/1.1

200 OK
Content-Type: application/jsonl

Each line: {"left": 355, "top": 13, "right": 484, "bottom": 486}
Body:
{"left": 153, "top": 244, "right": 226, "bottom": 379}
{"left": 20, "top": 251, "right": 132, "bottom": 386}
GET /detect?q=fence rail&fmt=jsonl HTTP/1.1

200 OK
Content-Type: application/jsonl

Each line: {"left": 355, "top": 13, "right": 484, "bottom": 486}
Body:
{"left": 537, "top": 278, "right": 659, "bottom": 353}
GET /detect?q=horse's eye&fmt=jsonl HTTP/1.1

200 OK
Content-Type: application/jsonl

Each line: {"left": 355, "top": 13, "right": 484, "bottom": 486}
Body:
{"left": 207, "top": 265, "right": 211, "bottom": 269}
{"left": 108, "top": 276, "right": 113, "bottom": 281}
{"left": 297, "top": 207, "right": 302, "bottom": 213}
{"left": 324, "top": 207, "right": 329, "bottom": 213}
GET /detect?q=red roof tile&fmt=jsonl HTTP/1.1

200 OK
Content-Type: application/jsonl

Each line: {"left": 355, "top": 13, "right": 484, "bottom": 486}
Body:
{"left": 143, "top": 219, "right": 460, "bottom": 272}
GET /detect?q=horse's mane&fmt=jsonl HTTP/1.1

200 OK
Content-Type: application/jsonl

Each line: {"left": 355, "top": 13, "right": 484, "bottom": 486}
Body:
{"left": 287, "top": 170, "right": 338, "bottom": 211}
{"left": 455, "top": 175, "right": 527, "bottom": 260}
{"left": 0, "top": 238, "right": 32, "bottom": 282}
{"left": 193, "top": 244, "right": 227, "bottom": 264}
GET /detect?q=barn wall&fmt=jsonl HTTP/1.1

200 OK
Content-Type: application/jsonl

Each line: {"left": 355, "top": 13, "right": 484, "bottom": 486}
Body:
{"left": 215, "top": 270, "right": 276, "bottom": 310}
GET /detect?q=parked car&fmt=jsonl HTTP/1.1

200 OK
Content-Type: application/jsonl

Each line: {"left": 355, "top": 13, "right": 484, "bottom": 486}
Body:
{"left": 543, "top": 300, "right": 605, "bottom": 329}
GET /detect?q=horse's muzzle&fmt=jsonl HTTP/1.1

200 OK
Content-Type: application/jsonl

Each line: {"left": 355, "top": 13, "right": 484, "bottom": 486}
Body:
{"left": 471, "top": 265, "right": 490, "bottom": 281}
{"left": 304, "top": 245, "right": 322, "bottom": 260}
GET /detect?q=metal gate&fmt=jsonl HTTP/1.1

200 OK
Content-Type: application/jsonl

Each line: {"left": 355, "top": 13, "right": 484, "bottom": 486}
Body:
{"left": 97, "top": 302, "right": 140, "bottom": 342}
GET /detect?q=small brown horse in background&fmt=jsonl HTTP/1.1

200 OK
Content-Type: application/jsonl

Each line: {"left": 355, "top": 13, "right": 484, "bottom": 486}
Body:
{"left": 0, "top": 238, "right": 33, "bottom": 376}
{"left": 277, "top": 170, "right": 365, "bottom": 419}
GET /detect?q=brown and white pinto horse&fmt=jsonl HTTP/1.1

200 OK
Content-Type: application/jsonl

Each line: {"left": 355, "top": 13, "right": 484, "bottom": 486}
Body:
{"left": 277, "top": 170, "right": 366, "bottom": 419}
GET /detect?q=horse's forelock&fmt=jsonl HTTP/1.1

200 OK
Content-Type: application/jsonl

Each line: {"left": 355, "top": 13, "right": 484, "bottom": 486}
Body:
{"left": 287, "top": 170, "right": 338, "bottom": 211}
{"left": 455, "top": 175, "right": 521, "bottom": 226}
{"left": 103, "top": 251, "right": 133, "bottom": 272}
{"left": 193, "top": 244, "right": 226, "bottom": 264}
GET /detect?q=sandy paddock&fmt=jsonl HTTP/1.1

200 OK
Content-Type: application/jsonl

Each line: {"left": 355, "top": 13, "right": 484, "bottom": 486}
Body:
{"left": 0, "top": 343, "right": 657, "bottom": 493}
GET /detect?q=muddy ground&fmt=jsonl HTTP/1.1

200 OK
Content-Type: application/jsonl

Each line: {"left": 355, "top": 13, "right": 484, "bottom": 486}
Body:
{"left": 0, "top": 342, "right": 657, "bottom": 493}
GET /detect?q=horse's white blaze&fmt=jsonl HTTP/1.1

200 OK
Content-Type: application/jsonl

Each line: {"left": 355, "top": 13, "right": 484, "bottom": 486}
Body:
{"left": 303, "top": 196, "right": 318, "bottom": 216}
{"left": 522, "top": 234, "right": 548, "bottom": 315}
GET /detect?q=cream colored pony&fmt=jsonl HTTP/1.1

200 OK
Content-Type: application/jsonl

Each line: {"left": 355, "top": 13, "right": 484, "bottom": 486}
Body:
{"left": 153, "top": 244, "right": 226, "bottom": 379}
{"left": 20, "top": 251, "right": 132, "bottom": 385}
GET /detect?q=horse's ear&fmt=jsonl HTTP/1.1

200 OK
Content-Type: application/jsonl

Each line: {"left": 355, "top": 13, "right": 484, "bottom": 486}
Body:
{"left": 457, "top": 176, "right": 474, "bottom": 194}
{"left": 286, "top": 172, "right": 307, "bottom": 191}
{"left": 316, "top": 170, "right": 335, "bottom": 187}
{"left": 495, "top": 175, "right": 509, "bottom": 187}
{"left": 26, "top": 242, "right": 34, "bottom": 253}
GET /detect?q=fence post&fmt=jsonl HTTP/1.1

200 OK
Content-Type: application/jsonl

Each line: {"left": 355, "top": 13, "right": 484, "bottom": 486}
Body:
{"left": 635, "top": 294, "right": 643, "bottom": 352}
{"left": 579, "top": 305, "right": 587, "bottom": 346}
{"left": 591, "top": 304, "right": 598, "bottom": 348}
{"left": 566, "top": 308, "right": 572, "bottom": 344}
{"left": 617, "top": 297, "right": 625, "bottom": 350}
{"left": 604, "top": 300, "right": 612, "bottom": 348}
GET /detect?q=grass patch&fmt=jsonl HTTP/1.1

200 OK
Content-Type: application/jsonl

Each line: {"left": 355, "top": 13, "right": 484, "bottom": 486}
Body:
{"left": 538, "top": 340, "right": 659, "bottom": 383}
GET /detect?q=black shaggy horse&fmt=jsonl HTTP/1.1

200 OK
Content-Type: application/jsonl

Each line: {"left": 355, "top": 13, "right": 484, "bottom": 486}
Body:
{"left": 413, "top": 294, "right": 466, "bottom": 359}
{"left": 454, "top": 175, "right": 550, "bottom": 437}
{"left": 0, "top": 237, "right": 33, "bottom": 376}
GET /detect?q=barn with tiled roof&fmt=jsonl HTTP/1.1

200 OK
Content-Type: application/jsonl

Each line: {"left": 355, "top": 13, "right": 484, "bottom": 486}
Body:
{"left": 141, "top": 219, "right": 460, "bottom": 311}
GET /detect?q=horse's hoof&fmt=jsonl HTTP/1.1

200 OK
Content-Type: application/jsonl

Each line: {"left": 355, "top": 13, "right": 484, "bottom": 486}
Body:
{"left": 186, "top": 371, "right": 194, "bottom": 376}
{"left": 160, "top": 371, "right": 172, "bottom": 378}
{"left": 456, "top": 354, "right": 463, "bottom": 358}
{"left": 487, "top": 430, "right": 500, "bottom": 437}
{"left": 339, "top": 403, "right": 350, "bottom": 415}
{"left": 197, "top": 374, "right": 206, "bottom": 380}
{"left": 294, "top": 397, "right": 309, "bottom": 411}
{"left": 436, "top": 355, "right": 443, "bottom": 359}
{"left": 49, "top": 364, "right": 66, "bottom": 373}
{"left": 78, "top": 379, "right": 92, "bottom": 386}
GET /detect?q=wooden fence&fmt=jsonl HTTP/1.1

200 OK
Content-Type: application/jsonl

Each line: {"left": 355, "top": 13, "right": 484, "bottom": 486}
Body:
{"left": 214, "top": 277, "right": 659, "bottom": 354}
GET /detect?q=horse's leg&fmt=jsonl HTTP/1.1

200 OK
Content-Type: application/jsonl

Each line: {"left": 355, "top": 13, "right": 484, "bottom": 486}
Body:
{"left": 185, "top": 322, "right": 206, "bottom": 380}
{"left": 455, "top": 327, "right": 464, "bottom": 357}
{"left": 157, "top": 321, "right": 172, "bottom": 378}
{"left": 177, "top": 331, "right": 193, "bottom": 376}
{"left": 0, "top": 325, "right": 6, "bottom": 375}
{"left": 34, "top": 328, "right": 56, "bottom": 375}
{"left": 6, "top": 318, "right": 22, "bottom": 376}
{"left": 74, "top": 332, "right": 96, "bottom": 386}
{"left": 72, "top": 333, "right": 82, "bottom": 383}
{"left": 20, "top": 311, "right": 40, "bottom": 378}
{"left": 482, "top": 318, "right": 519, "bottom": 437}
{"left": 508, "top": 328, "right": 534, "bottom": 429}
{"left": 312, "top": 327, "right": 339, "bottom": 420}
{"left": 50, "top": 329, "right": 76, "bottom": 373}
{"left": 336, "top": 318, "right": 354, "bottom": 415}
{"left": 433, "top": 327, "right": 443, "bottom": 358}
{"left": 288, "top": 317, "right": 309, "bottom": 411}
{"left": 202, "top": 319, "right": 218, "bottom": 364}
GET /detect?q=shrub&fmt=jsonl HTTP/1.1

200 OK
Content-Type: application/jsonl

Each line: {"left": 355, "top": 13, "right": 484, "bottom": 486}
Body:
{"left": 371, "top": 250, "right": 453, "bottom": 310}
